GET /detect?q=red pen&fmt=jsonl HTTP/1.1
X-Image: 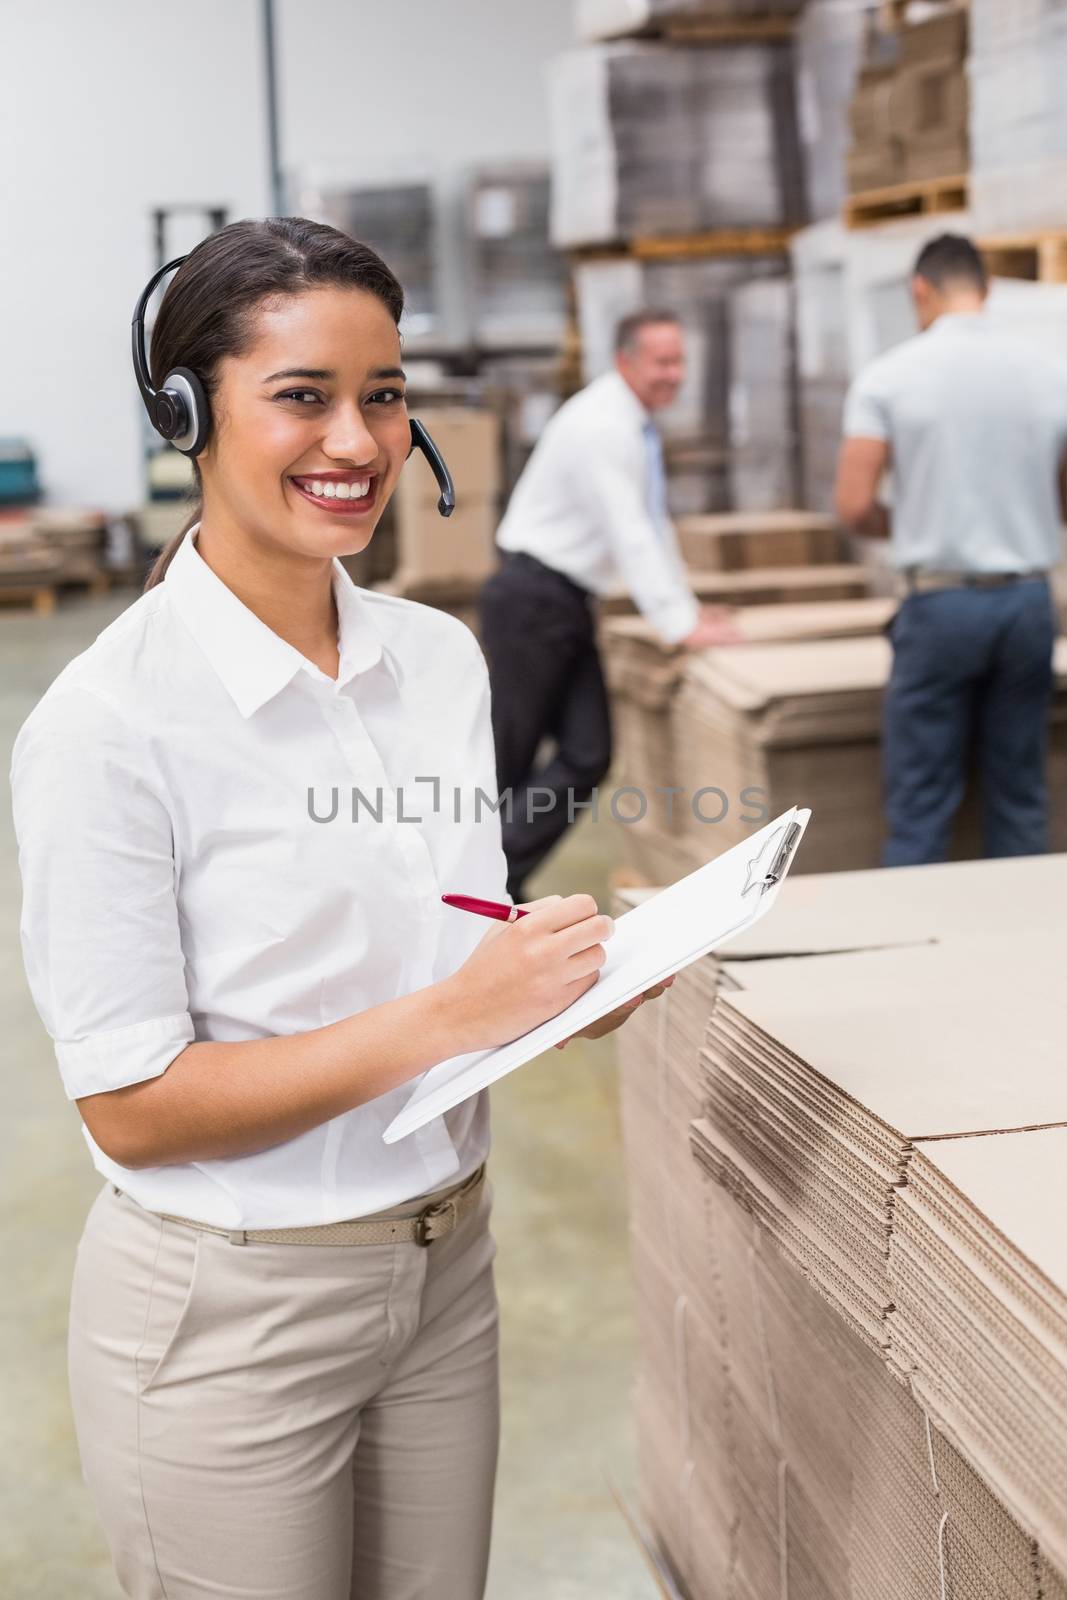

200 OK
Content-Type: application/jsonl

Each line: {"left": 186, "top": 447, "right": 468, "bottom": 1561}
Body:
{"left": 441, "top": 894, "right": 529, "bottom": 923}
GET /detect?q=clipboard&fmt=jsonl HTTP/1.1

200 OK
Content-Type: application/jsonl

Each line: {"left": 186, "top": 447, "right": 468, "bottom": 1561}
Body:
{"left": 383, "top": 806, "right": 811, "bottom": 1145}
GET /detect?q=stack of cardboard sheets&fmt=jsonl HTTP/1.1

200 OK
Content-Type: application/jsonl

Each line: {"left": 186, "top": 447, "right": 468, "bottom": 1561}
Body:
{"left": 614, "top": 855, "right": 1067, "bottom": 1598}
{"left": 600, "top": 603, "right": 894, "bottom": 885}
{"left": 549, "top": 41, "right": 805, "bottom": 249}
{"left": 893, "top": 1126, "right": 1067, "bottom": 1576}
{"left": 970, "top": 0, "right": 1067, "bottom": 232}
{"left": 601, "top": 630, "right": 1067, "bottom": 881}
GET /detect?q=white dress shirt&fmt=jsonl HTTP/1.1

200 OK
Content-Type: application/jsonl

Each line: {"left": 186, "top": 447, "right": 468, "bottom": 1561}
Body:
{"left": 496, "top": 370, "right": 700, "bottom": 645}
{"left": 11, "top": 526, "right": 508, "bottom": 1228}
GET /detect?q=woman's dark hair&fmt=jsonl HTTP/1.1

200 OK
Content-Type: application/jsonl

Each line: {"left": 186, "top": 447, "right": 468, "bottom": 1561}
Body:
{"left": 143, "top": 217, "right": 404, "bottom": 589}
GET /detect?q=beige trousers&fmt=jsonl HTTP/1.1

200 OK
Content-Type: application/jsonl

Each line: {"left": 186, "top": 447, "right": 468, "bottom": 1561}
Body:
{"left": 68, "top": 1178, "right": 500, "bottom": 1600}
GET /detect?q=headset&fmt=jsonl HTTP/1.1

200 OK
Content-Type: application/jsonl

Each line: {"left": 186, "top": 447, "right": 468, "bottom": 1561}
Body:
{"left": 132, "top": 256, "right": 456, "bottom": 517}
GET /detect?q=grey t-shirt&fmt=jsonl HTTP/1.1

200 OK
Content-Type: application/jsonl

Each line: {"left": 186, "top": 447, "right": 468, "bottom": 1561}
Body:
{"left": 843, "top": 312, "right": 1067, "bottom": 572}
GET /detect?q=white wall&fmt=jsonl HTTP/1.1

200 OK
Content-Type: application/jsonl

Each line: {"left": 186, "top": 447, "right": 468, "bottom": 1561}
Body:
{"left": 0, "top": 0, "right": 270, "bottom": 509}
{"left": 276, "top": 0, "right": 574, "bottom": 343}
{"left": 0, "top": 0, "right": 575, "bottom": 512}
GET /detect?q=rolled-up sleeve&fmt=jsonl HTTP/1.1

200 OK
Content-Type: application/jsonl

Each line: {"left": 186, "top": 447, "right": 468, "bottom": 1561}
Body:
{"left": 10, "top": 688, "right": 193, "bottom": 1099}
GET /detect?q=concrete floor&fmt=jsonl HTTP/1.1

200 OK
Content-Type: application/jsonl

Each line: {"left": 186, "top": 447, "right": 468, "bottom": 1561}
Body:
{"left": 0, "top": 593, "right": 656, "bottom": 1600}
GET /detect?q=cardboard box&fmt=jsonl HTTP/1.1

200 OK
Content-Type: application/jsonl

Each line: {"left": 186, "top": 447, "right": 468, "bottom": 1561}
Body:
{"left": 676, "top": 510, "right": 846, "bottom": 572}
{"left": 391, "top": 499, "right": 498, "bottom": 587}
{"left": 390, "top": 408, "right": 500, "bottom": 587}
{"left": 395, "top": 407, "right": 500, "bottom": 509}
{"left": 898, "top": 9, "right": 968, "bottom": 67}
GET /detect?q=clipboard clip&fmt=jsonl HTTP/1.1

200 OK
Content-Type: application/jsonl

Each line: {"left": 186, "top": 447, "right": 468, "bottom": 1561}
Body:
{"left": 740, "top": 819, "right": 803, "bottom": 898}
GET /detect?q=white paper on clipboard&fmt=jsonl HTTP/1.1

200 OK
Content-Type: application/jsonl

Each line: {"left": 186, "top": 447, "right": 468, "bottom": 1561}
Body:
{"left": 383, "top": 806, "right": 811, "bottom": 1145}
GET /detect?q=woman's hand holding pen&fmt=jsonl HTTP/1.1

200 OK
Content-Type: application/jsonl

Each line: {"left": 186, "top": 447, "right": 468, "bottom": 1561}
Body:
{"left": 440, "top": 894, "right": 614, "bottom": 1053}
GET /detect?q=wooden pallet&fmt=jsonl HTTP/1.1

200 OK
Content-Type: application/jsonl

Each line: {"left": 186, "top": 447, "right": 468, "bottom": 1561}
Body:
{"left": 878, "top": 0, "right": 968, "bottom": 29}
{"left": 570, "top": 227, "right": 796, "bottom": 264}
{"left": 661, "top": 14, "right": 795, "bottom": 42}
{"left": 0, "top": 567, "right": 111, "bottom": 618}
{"left": 980, "top": 231, "right": 1067, "bottom": 285}
{"left": 597, "top": 12, "right": 796, "bottom": 43}
{"left": 844, "top": 173, "right": 968, "bottom": 229}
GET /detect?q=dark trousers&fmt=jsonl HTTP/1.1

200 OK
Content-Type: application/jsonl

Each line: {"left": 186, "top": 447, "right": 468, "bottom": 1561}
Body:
{"left": 882, "top": 579, "right": 1056, "bottom": 867}
{"left": 480, "top": 552, "right": 612, "bottom": 898}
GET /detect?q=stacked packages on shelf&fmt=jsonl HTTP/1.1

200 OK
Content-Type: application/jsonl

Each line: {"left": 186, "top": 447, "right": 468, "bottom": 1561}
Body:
{"left": 549, "top": 41, "right": 805, "bottom": 249}
{"left": 614, "top": 852, "right": 1067, "bottom": 1599}
{"left": 467, "top": 165, "right": 568, "bottom": 350}
{"left": 969, "top": 0, "right": 1067, "bottom": 232}
{"left": 846, "top": 10, "right": 969, "bottom": 195}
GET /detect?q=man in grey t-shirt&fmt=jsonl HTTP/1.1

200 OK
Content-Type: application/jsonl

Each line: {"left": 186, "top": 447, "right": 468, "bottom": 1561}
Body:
{"left": 836, "top": 233, "right": 1067, "bottom": 866}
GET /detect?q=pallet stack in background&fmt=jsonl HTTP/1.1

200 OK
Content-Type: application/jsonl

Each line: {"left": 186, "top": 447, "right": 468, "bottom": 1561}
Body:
{"left": 551, "top": 6, "right": 809, "bottom": 521}
{"left": 0, "top": 508, "right": 112, "bottom": 617}
{"left": 615, "top": 855, "right": 1067, "bottom": 1599}
{"left": 969, "top": 0, "right": 1067, "bottom": 234}
{"left": 845, "top": 7, "right": 968, "bottom": 214}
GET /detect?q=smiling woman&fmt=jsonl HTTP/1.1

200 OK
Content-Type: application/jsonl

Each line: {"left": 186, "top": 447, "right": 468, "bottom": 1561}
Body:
{"left": 143, "top": 220, "right": 412, "bottom": 586}
{"left": 9, "top": 215, "right": 667, "bottom": 1600}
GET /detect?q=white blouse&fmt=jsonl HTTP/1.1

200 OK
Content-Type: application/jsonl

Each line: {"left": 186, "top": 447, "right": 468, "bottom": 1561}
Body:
{"left": 10, "top": 526, "right": 509, "bottom": 1228}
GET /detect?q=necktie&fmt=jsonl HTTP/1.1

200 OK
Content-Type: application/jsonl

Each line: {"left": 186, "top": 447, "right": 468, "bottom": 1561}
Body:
{"left": 642, "top": 419, "right": 669, "bottom": 535}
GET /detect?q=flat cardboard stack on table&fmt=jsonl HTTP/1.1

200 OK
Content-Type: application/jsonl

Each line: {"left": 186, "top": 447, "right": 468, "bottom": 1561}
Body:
{"left": 614, "top": 855, "right": 1067, "bottom": 1600}
{"left": 602, "top": 628, "right": 1067, "bottom": 881}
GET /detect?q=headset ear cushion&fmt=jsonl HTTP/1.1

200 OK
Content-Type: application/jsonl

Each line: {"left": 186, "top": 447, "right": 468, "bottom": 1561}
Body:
{"left": 161, "top": 367, "right": 211, "bottom": 456}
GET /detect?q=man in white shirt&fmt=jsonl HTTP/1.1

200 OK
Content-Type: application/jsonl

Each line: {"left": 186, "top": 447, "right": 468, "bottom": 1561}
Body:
{"left": 480, "top": 309, "right": 732, "bottom": 898}
{"left": 836, "top": 233, "right": 1067, "bottom": 868}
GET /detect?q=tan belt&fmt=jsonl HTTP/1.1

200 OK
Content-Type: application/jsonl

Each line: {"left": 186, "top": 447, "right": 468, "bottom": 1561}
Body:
{"left": 138, "top": 1163, "right": 486, "bottom": 1248}
{"left": 905, "top": 568, "right": 1047, "bottom": 594}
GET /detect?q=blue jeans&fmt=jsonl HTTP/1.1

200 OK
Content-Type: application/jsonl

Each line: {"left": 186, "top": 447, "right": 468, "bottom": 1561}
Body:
{"left": 882, "top": 580, "right": 1056, "bottom": 867}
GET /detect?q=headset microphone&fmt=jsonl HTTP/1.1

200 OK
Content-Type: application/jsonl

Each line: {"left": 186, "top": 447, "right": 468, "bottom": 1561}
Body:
{"left": 131, "top": 257, "right": 457, "bottom": 516}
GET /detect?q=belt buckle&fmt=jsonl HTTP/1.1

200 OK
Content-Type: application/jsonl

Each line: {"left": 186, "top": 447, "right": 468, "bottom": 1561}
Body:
{"left": 415, "top": 1197, "right": 456, "bottom": 1247}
